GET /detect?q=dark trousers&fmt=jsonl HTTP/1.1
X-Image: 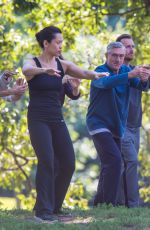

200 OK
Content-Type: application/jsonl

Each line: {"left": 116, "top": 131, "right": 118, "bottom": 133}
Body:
{"left": 28, "top": 119, "right": 75, "bottom": 215}
{"left": 92, "top": 132, "right": 122, "bottom": 206}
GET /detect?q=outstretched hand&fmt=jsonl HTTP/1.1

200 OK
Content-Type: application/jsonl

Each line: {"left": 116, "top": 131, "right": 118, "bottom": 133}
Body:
{"left": 44, "top": 68, "right": 61, "bottom": 77}
{"left": 138, "top": 65, "right": 150, "bottom": 70}
{"left": 63, "top": 76, "right": 81, "bottom": 88}
{"left": 139, "top": 68, "right": 150, "bottom": 82}
{"left": 135, "top": 66, "right": 150, "bottom": 80}
{"left": 16, "top": 77, "right": 27, "bottom": 86}
{"left": 13, "top": 78, "right": 28, "bottom": 95}
{"left": 2, "top": 70, "right": 17, "bottom": 83}
{"left": 94, "top": 72, "right": 110, "bottom": 79}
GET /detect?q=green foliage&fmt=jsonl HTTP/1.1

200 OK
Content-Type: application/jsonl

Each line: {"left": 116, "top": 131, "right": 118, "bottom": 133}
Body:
{"left": 0, "top": 98, "right": 35, "bottom": 193}
{"left": 16, "top": 189, "right": 36, "bottom": 210}
{"left": 63, "top": 181, "right": 88, "bottom": 209}
{"left": 0, "top": 197, "right": 16, "bottom": 209}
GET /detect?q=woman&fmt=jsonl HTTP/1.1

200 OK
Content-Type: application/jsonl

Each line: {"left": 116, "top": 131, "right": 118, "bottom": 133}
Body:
{"left": 22, "top": 25, "right": 108, "bottom": 222}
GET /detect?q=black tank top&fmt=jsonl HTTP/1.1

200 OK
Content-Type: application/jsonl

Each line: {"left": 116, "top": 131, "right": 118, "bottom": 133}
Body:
{"left": 28, "top": 57, "right": 64, "bottom": 122}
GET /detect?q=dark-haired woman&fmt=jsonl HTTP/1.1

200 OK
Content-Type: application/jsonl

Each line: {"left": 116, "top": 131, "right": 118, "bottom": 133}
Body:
{"left": 22, "top": 25, "right": 108, "bottom": 222}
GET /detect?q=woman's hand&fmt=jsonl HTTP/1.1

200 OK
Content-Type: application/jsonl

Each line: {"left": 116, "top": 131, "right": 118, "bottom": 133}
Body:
{"left": 16, "top": 77, "right": 27, "bottom": 86}
{"left": 12, "top": 78, "right": 28, "bottom": 95}
{"left": 44, "top": 68, "right": 61, "bottom": 77}
{"left": 22, "top": 59, "right": 61, "bottom": 80}
{"left": 2, "top": 70, "right": 17, "bottom": 83}
{"left": 94, "top": 72, "right": 110, "bottom": 79}
{"left": 64, "top": 76, "right": 81, "bottom": 88}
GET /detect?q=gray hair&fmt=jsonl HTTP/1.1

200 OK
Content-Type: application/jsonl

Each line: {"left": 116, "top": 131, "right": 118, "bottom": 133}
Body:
{"left": 106, "top": 42, "right": 125, "bottom": 53}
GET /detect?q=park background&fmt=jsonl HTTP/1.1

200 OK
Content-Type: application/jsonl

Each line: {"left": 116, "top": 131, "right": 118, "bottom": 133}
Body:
{"left": 0, "top": 0, "right": 150, "bottom": 216}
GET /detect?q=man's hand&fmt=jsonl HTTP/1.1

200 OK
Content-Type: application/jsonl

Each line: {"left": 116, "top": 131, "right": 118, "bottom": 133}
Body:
{"left": 138, "top": 65, "right": 150, "bottom": 70}
{"left": 140, "top": 69, "right": 150, "bottom": 82}
{"left": 137, "top": 67, "right": 150, "bottom": 82}
{"left": 129, "top": 66, "right": 150, "bottom": 80}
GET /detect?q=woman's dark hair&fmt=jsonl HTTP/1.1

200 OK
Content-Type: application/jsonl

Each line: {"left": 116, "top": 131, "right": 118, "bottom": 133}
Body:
{"left": 35, "top": 26, "right": 62, "bottom": 48}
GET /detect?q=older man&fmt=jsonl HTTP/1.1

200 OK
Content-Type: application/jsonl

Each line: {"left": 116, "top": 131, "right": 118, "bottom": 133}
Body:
{"left": 86, "top": 42, "right": 149, "bottom": 206}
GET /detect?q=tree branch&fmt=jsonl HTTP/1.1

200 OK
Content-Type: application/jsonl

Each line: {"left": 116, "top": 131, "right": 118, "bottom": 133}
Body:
{"left": 0, "top": 148, "right": 35, "bottom": 191}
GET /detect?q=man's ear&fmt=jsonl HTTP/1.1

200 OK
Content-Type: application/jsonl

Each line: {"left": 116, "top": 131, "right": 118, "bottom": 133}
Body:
{"left": 105, "top": 52, "right": 108, "bottom": 59}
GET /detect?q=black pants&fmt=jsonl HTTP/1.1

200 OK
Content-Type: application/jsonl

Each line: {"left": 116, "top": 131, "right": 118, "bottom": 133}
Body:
{"left": 28, "top": 119, "right": 75, "bottom": 215}
{"left": 92, "top": 132, "right": 122, "bottom": 206}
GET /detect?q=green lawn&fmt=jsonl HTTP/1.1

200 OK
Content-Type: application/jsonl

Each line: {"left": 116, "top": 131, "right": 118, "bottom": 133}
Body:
{"left": 1, "top": 206, "right": 150, "bottom": 230}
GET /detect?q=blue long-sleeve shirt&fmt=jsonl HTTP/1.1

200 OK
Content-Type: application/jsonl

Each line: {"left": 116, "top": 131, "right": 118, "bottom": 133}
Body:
{"left": 86, "top": 63, "right": 149, "bottom": 138}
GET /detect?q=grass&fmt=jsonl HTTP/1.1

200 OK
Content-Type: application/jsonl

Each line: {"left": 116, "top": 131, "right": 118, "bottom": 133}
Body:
{"left": 1, "top": 205, "right": 150, "bottom": 230}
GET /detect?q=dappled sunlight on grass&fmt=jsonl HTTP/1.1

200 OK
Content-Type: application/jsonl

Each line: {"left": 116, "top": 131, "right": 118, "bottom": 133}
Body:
{"left": 0, "top": 197, "right": 16, "bottom": 210}
{"left": 1, "top": 206, "right": 150, "bottom": 229}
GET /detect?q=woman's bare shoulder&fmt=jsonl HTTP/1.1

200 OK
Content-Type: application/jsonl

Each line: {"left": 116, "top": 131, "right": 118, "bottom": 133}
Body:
{"left": 23, "top": 58, "right": 37, "bottom": 67}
